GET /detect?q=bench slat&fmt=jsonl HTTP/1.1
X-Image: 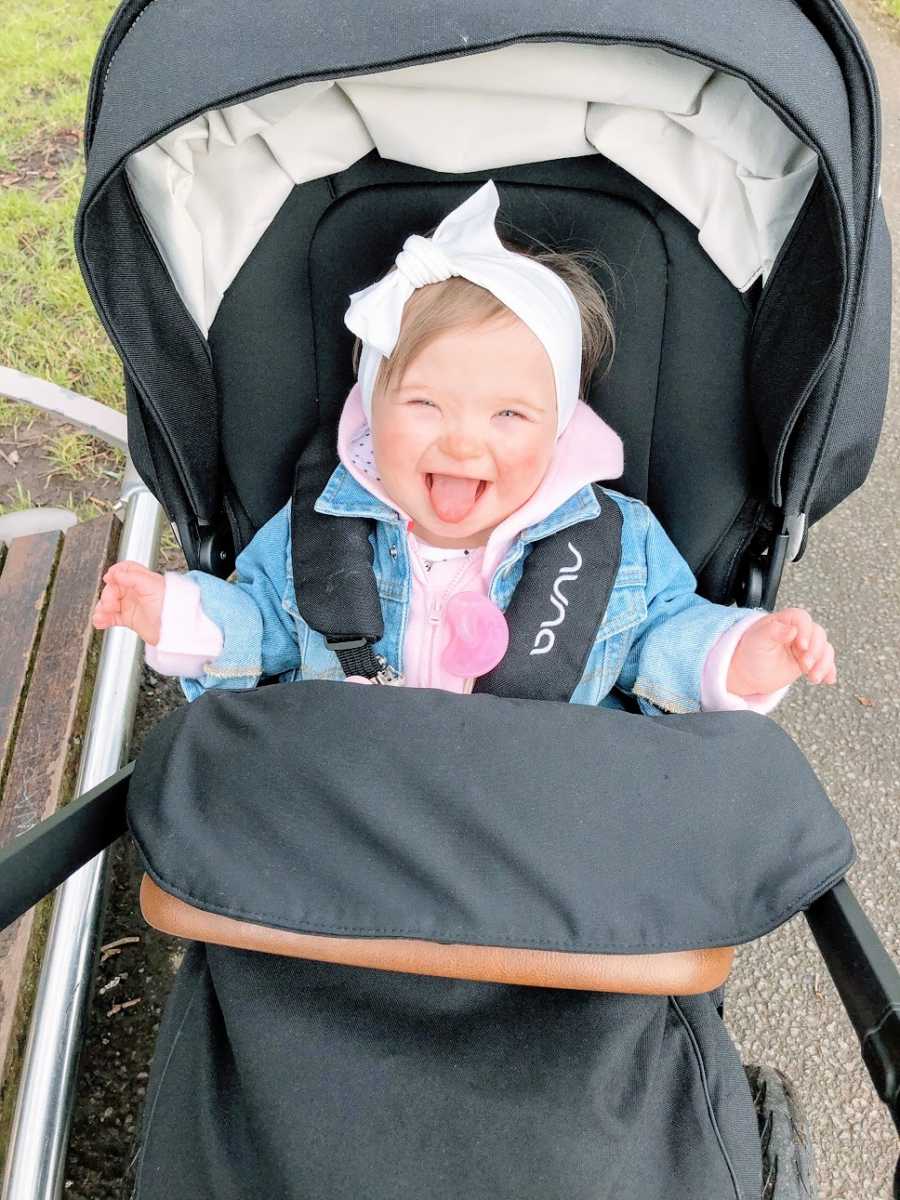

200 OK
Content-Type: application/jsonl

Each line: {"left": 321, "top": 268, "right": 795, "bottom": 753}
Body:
{"left": 0, "top": 515, "right": 120, "bottom": 1133}
{"left": 0, "top": 533, "right": 61, "bottom": 795}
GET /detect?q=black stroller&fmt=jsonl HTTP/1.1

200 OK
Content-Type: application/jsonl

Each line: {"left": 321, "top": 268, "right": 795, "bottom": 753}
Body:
{"left": 2, "top": 1, "right": 900, "bottom": 1197}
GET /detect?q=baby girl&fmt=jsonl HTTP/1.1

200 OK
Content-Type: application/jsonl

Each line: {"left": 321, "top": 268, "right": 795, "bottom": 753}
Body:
{"left": 92, "top": 180, "right": 835, "bottom": 711}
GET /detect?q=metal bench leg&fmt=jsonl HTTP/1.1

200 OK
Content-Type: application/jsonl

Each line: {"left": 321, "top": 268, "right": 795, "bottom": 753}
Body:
{"left": 1, "top": 459, "right": 162, "bottom": 1200}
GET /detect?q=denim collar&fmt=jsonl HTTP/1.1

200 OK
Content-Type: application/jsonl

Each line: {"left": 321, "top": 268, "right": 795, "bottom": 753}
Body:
{"left": 314, "top": 463, "right": 600, "bottom": 544}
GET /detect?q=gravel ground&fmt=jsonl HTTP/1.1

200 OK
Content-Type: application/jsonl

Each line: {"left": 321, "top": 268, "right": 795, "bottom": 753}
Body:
{"left": 63, "top": 2, "right": 900, "bottom": 1196}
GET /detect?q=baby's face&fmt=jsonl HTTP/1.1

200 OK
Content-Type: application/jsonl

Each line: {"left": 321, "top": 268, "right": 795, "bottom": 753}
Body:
{"left": 371, "top": 315, "right": 557, "bottom": 548}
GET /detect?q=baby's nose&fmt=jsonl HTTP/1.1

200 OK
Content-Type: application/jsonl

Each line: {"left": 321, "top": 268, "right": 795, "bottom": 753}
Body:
{"left": 439, "top": 427, "right": 483, "bottom": 461}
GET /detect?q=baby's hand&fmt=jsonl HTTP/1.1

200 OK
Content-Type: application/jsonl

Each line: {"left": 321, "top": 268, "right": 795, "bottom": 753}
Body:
{"left": 727, "top": 608, "right": 836, "bottom": 697}
{"left": 92, "top": 561, "right": 166, "bottom": 646}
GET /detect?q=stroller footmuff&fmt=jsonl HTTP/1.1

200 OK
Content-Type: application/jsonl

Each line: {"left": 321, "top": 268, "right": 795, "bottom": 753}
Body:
{"left": 128, "top": 684, "right": 853, "bottom": 1199}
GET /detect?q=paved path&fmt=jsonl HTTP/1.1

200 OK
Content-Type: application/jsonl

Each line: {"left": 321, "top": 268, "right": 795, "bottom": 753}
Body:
{"left": 727, "top": 4, "right": 900, "bottom": 1197}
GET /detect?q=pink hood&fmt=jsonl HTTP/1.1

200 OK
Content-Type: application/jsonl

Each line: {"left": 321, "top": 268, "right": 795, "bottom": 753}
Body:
{"left": 336, "top": 382, "right": 624, "bottom": 577}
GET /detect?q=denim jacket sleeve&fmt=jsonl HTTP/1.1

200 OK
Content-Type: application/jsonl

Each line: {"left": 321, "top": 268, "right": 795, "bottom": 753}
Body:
{"left": 616, "top": 501, "right": 764, "bottom": 715}
{"left": 178, "top": 502, "right": 300, "bottom": 702}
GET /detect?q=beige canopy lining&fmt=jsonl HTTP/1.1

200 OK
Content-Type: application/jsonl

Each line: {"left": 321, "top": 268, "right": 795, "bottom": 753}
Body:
{"left": 126, "top": 41, "right": 819, "bottom": 336}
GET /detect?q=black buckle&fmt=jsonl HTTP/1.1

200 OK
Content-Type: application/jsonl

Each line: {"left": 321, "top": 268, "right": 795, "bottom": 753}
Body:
{"left": 325, "top": 636, "right": 371, "bottom": 653}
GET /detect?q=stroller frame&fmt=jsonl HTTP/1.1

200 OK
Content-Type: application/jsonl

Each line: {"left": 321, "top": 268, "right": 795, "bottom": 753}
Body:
{"left": 2, "top": 0, "right": 900, "bottom": 1193}
{"left": 0, "top": 370, "right": 163, "bottom": 1199}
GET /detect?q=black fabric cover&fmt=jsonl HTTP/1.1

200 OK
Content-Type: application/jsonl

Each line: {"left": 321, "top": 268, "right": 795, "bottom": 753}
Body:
{"left": 135, "top": 945, "right": 764, "bottom": 1200}
{"left": 128, "top": 684, "right": 854, "bottom": 1200}
{"left": 84, "top": 1, "right": 855, "bottom": 212}
{"left": 799, "top": 199, "right": 893, "bottom": 524}
{"left": 128, "top": 683, "right": 853, "bottom": 954}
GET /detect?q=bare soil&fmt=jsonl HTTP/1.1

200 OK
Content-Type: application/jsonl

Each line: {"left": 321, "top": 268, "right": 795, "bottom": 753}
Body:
{"left": 0, "top": 128, "right": 82, "bottom": 201}
{"left": 0, "top": 408, "right": 121, "bottom": 517}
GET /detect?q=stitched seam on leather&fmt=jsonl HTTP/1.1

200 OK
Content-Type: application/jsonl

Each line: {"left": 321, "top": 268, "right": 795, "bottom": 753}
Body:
{"left": 669, "top": 997, "right": 743, "bottom": 1200}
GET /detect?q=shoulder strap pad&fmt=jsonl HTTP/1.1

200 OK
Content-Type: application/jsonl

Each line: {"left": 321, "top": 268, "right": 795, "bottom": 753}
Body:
{"left": 290, "top": 427, "right": 384, "bottom": 647}
{"left": 474, "top": 487, "right": 622, "bottom": 701}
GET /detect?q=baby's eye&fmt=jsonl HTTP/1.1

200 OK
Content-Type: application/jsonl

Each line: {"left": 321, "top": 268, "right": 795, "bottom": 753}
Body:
{"left": 497, "top": 408, "right": 526, "bottom": 420}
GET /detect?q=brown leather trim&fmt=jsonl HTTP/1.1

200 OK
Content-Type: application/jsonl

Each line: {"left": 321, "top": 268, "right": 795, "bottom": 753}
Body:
{"left": 140, "top": 875, "right": 734, "bottom": 995}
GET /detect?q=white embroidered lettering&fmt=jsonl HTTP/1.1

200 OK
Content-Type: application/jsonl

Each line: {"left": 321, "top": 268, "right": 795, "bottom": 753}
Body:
{"left": 529, "top": 543, "right": 582, "bottom": 656}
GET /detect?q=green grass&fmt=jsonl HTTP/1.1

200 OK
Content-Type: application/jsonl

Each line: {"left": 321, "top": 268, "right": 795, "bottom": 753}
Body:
{"left": 44, "top": 428, "right": 124, "bottom": 481}
{"left": 0, "top": 1, "right": 122, "bottom": 410}
{"left": 0, "top": 479, "right": 36, "bottom": 514}
{"left": 0, "top": 396, "right": 23, "bottom": 426}
{"left": 0, "top": 482, "right": 112, "bottom": 522}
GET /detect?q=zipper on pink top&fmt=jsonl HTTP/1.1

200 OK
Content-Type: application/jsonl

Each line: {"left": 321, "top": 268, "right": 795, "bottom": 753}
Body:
{"left": 409, "top": 538, "right": 483, "bottom": 690}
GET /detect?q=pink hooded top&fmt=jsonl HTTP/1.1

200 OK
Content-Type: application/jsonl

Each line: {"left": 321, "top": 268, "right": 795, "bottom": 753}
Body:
{"left": 146, "top": 384, "right": 785, "bottom": 712}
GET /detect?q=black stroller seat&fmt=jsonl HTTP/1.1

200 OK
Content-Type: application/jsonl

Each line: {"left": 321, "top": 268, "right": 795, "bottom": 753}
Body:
{"left": 209, "top": 155, "right": 763, "bottom": 602}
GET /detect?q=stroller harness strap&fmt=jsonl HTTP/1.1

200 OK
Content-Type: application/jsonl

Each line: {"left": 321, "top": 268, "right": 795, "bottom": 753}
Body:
{"left": 290, "top": 426, "right": 386, "bottom": 647}
{"left": 472, "top": 484, "right": 622, "bottom": 701}
{"left": 291, "top": 440, "right": 623, "bottom": 700}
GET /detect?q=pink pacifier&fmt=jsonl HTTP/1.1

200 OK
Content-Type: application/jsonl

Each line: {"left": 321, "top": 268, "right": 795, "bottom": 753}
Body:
{"left": 441, "top": 592, "right": 509, "bottom": 677}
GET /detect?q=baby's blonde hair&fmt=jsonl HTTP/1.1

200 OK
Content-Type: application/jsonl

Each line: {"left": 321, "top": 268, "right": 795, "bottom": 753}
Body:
{"left": 351, "top": 235, "right": 616, "bottom": 401}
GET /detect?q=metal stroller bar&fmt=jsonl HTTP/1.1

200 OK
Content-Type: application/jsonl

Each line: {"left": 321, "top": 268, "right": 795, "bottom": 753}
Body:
{"left": 807, "top": 883, "right": 900, "bottom": 1200}
{"left": 0, "top": 457, "right": 162, "bottom": 1200}
{"left": 0, "top": 764, "right": 132, "bottom": 933}
{"left": 806, "top": 881, "right": 900, "bottom": 1138}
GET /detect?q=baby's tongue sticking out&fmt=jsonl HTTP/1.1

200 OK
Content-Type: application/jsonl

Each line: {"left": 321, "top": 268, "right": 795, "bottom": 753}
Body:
{"left": 428, "top": 473, "right": 483, "bottom": 523}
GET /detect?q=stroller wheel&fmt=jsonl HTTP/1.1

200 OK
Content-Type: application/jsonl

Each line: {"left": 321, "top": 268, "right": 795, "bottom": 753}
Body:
{"left": 744, "top": 1065, "right": 818, "bottom": 1200}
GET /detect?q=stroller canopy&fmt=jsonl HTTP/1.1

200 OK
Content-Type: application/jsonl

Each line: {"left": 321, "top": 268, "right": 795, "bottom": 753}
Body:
{"left": 126, "top": 43, "right": 819, "bottom": 334}
{"left": 78, "top": 0, "right": 889, "bottom": 591}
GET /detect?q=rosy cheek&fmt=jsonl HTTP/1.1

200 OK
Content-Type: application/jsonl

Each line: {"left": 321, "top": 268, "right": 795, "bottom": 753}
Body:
{"left": 374, "top": 422, "right": 428, "bottom": 483}
{"left": 390, "top": 429, "right": 427, "bottom": 466}
{"left": 498, "top": 444, "right": 546, "bottom": 483}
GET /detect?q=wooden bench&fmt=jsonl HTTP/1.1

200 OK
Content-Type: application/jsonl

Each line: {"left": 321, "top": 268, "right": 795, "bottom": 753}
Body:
{"left": 0, "top": 513, "right": 119, "bottom": 1149}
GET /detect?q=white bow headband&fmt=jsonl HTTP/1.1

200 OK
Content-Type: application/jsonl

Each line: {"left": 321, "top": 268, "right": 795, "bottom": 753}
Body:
{"left": 343, "top": 180, "right": 583, "bottom": 438}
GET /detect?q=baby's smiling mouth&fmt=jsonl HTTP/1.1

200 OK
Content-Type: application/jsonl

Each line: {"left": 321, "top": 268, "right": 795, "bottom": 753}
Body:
{"left": 425, "top": 473, "right": 488, "bottom": 523}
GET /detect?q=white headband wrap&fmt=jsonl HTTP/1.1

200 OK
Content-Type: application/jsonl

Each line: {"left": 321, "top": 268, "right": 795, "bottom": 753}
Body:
{"left": 343, "top": 179, "right": 583, "bottom": 438}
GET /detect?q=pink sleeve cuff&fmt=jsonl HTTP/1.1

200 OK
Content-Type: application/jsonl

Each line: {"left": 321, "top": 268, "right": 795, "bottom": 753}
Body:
{"left": 700, "top": 612, "right": 792, "bottom": 715}
{"left": 144, "top": 572, "right": 224, "bottom": 678}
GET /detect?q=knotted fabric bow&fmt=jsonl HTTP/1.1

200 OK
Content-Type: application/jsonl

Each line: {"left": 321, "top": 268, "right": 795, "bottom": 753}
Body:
{"left": 344, "top": 180, "right": 582, "bottom": 438}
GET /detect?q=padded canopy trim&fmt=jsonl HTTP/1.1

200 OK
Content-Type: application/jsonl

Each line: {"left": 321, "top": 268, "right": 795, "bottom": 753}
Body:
{"left": 126, "top": 42, "right": 818, "bottom": 334}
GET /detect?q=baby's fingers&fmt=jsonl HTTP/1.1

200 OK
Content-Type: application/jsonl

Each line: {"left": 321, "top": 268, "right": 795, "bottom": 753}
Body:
{"left": 806, "top": 640, "right": 836, "bottom": 685}
{"left": 92, "top": 582, "right": 122, "bottom": 627}
{"left": 794, "top": 621, "right": 826, "bottom": 671}
{"left": 778, "top": 606, "right": 813, "bottom": 649}
{"left": 766, "top": 616, "right": 799, "bottom": 645}
{"left": 103, "top": 561, "right": 155, "bottom": 591}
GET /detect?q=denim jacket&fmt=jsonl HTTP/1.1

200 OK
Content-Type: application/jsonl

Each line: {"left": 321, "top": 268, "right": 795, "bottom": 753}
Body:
{"left": 178, "top": 467, "right": 759, "bottom": 715}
